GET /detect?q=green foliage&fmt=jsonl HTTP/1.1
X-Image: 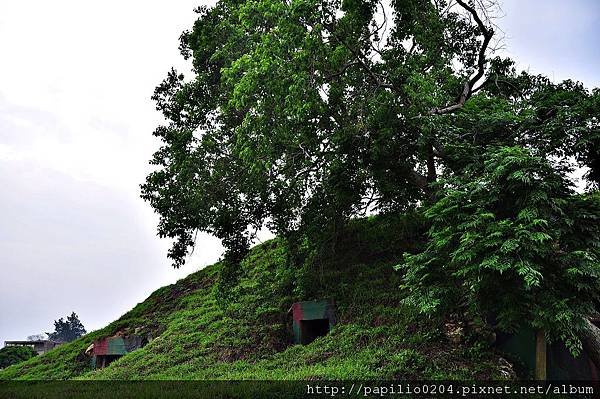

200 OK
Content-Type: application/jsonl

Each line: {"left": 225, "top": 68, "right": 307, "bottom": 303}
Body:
{"left": 140, "top": 2, "right": 600, "bottom": 343}
{"left": 140, "top": 0, "right": 498, "bottom": 273}
{"left": 0, "top": 347, "right": 37, "bottom": 369}
{"left": 401, "top": 147, "right": 600, "bottom": 354}
{"left": 135, "top": 0, "right": 600, "bottom": 373}
{"left": 47, "top": 312, "right": 87, "bottom": 343}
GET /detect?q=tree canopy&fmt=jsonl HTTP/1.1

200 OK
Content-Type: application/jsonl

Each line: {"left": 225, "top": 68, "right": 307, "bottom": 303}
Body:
{"left": 27, "top": 334, "right": 46, "bottom": 341}
{"left": 46, "top": 312, "right": 86, "bottom": 343}
{"left": 142, "top": 0, "right": 600, "bottom": 357}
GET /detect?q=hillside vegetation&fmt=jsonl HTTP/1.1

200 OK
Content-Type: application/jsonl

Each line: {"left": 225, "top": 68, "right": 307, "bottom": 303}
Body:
{"left": 0, "top": 346, "right": 37, "bottom": 370}
{"left": 0, "top": 214, "right": 510, "bottom": 380}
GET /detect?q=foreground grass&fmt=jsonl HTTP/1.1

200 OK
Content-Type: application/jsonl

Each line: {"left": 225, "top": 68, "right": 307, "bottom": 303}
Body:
{"left": 0, "top": 214, "right": 507, "bottom": 380}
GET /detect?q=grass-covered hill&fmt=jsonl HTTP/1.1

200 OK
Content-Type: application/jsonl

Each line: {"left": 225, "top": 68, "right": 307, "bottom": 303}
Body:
{"left": 0, "top": 214, "right": 511, "bottom": 381}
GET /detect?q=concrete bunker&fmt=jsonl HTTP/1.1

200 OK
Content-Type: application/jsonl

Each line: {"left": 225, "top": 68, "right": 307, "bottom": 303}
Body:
{"left": 88, "top": 335, "right": 146, "bottom": 369}
{"left": 289, "top": 300, "right": 335, "bottom": 345}
{"left": 497, "top": 328, "right": 599, "bottom": 380}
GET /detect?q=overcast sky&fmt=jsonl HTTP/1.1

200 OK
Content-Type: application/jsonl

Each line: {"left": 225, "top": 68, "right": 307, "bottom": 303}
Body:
{"left": 0, "top": 0, "right": 598, "bottom": 346}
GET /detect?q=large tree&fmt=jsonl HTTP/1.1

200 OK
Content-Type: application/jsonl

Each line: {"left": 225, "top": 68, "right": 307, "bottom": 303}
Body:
{"left": 142, "top": 0, "right": 600, "bottom": 362}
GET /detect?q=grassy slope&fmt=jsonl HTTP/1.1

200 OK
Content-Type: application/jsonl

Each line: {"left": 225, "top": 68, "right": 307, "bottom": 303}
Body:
{"left": 0, "top": 214, "right": 507, "bottom": 380}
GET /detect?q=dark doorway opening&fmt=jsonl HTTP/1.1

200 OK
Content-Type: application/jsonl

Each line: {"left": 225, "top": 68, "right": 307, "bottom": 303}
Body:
{"left": 96, "top": 354, "right": 122, "bottom": 369}
{"left": 300, "top": 318, "right": 329, "bottom": 344}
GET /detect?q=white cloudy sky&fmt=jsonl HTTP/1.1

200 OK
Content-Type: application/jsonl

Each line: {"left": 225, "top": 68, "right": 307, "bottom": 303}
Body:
{"left": 0, "top": 0, "right": 598, "bottom": 345}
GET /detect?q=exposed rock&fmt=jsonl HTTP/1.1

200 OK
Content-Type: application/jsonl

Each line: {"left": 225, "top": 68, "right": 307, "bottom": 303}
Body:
{"left": 498, "top": 357, "right": 517, "bottom": 379}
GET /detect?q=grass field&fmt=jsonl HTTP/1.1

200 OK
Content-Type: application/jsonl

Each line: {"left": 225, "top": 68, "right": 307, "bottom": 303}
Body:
{"left": 0, "top": 213, "right": 509, "bottom": 381}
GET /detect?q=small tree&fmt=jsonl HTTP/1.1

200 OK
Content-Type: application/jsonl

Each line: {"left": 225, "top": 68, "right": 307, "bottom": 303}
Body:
{"left": 46, "top": 312, "right": 86, "bottom": 343}
{"left": 27, "top": 334, "right": 46, "bottom": 341}
{"left": 401, "top": 147, "right": 600, "bottom": 356}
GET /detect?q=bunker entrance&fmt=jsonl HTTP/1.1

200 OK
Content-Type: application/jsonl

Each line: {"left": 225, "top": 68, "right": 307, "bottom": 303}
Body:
{"left": 300, "top": 318, "right": 330, "bottom": 344}
{"left": 289, "top": 300, "right": 336, "bottom": 345}
{"left": 95, "top": 354, "right": 122, "bottom": 369}
{"left": 89, "top": 335, "right": 146, "bottom": 370}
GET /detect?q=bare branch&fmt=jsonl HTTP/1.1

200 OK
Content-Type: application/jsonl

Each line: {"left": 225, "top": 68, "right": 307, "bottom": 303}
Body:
{"left": 333, "top": 32, "right": 395, "bottom": 90}
{"left": 408, "top": 169, "right": 428, "bottom": 190}
{"left": 430, "top": 0, "right": 494, "bottom": 116}
{"left": 324, "top": 61, "right": 361, "bottom": 80}
{"left": 321, "top": 16, "right": 396, "bottom": 90}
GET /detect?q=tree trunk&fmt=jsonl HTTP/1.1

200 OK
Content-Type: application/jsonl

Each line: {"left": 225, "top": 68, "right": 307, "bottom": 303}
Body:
{"left": 535, "top": 330, "right": 547, "bottom": 380}
{"left": 426, "top": 145, "right": 437, "bottom": 184}
{"left": 580, "top": 318, "right": 600, "bottom": 370}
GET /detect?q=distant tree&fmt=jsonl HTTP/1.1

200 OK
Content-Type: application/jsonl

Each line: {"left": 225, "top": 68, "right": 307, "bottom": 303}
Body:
{"left": 0, "top": 346, "right": 37, "bottom": 369}
{"left": 27, "top": 334, "right": 46, "bottom": 341}
{"left": 46, "top": 312, "right": 86, "bottom": 342}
